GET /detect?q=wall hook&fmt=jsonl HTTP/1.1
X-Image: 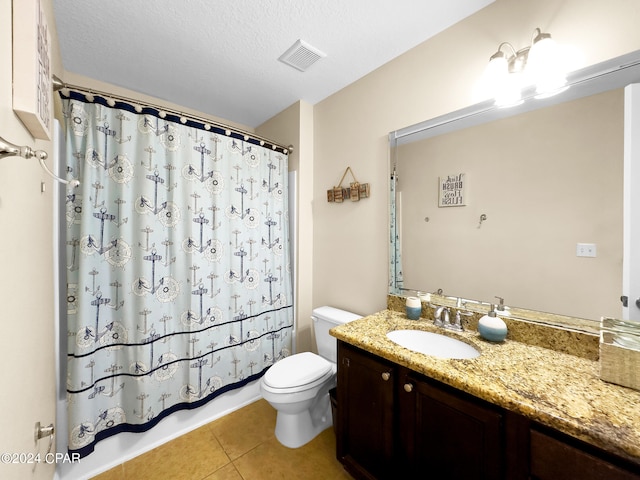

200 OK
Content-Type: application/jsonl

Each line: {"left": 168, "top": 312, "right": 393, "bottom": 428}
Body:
{"left": 0, "top": 135, "right": 79, "bottom": 187}
{"left": 478, "top": 213, "right": 487, "bottom": 228}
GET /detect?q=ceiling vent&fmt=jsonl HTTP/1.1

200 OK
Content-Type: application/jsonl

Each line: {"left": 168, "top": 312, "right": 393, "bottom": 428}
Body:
{"left": 278, "top": 39, "right": 326, "bottom": 72}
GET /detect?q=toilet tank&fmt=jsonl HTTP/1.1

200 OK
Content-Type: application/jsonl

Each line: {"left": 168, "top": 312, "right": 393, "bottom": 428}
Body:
{"left": 312, "top": 306, "right": 362, "bottom": 364}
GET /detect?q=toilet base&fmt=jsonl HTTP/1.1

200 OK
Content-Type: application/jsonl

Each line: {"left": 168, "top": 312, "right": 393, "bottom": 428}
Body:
{"left": 274, "top": 401, "right": 333, "bottom": 448}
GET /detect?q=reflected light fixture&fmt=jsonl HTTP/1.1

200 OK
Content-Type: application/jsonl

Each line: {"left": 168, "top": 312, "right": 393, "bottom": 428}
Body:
{"left": 481, "top": 28, "right": 570, "bottom": 108}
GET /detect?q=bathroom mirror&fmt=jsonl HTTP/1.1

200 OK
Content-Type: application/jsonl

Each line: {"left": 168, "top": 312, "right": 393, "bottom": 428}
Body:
{"left": 389, "top": 49, "right": 640, "bottom": 329}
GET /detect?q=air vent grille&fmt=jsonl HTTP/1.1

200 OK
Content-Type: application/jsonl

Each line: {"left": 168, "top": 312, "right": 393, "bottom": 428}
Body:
{"left": 278, "top": 39, "right": 326, "bottom": 72}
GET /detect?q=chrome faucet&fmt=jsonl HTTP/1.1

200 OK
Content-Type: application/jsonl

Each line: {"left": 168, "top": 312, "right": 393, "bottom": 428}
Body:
{"left": 434, "top": 305, "right": 465, "bottom": 332}
{"left": 434, "top": 306, "right": 450, "bottom": 328}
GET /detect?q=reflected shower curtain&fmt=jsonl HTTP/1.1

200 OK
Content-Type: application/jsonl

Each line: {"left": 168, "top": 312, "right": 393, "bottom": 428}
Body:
{"left": 389, "top": 172, "right": 403, "bottom": 293}
{"left": 61, "top": 92, "right": 293, "bottom": 457}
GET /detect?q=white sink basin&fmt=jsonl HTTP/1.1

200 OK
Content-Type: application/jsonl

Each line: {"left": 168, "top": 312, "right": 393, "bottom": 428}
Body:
{"left": 386, "top": 330, "right": 480, "bottom": 359}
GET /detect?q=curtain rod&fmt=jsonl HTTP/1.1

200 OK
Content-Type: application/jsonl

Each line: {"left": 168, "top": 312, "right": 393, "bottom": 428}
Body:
{"left": 52, "top": 75, "right": 293, "bottom": 155}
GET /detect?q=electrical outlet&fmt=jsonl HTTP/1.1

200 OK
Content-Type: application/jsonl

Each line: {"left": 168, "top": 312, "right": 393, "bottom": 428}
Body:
{"left": 576, "top": 243, "right": 597, "bottom": 257}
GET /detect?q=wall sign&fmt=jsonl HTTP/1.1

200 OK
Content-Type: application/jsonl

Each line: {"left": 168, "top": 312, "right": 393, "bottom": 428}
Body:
{"left": 327, "top": 166, "right": 370, "bottom": 203}
{"left": 438, "top": 173, "right": 466, "bottom": 207}
{"left": 12, "top": 0, "right": 52, "bottom": 140}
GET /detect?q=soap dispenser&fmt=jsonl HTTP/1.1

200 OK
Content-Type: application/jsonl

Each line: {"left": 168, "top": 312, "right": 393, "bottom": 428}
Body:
{"left": 477, "top": 304, "right": 507, "bottom": 342}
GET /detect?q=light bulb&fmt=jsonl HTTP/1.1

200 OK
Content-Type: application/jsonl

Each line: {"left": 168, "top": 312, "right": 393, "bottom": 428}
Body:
{"left": 495, "top": 72, "right": 524, "bottom": 108}
{"left": 527, "top": 35, "right": 568, "bottom": 98}
{"left": 479, "top": 54, "right": 509, "bottom": 103}
{"left": 484, "top": 55, "right": 508, "bottom": 86}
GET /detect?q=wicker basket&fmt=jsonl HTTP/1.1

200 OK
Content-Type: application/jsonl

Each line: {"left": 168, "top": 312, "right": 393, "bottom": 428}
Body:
{"left": 599, "top": 317, "right": 640, "bottom": 391}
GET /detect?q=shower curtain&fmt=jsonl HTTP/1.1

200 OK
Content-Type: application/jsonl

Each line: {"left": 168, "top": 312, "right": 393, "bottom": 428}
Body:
{"left": 389, "top": 172, "right": 403, "bottom": 293}
{"left": 61, "top": 91, "right": 293, "bottom": 458}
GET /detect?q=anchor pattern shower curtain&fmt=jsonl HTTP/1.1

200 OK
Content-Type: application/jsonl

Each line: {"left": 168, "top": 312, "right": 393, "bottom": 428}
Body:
{"left": 61, "top": 92, "right": 293, "bottom": 457}
{"left": 389, "top": 173, "right": 403, "bottom": 293}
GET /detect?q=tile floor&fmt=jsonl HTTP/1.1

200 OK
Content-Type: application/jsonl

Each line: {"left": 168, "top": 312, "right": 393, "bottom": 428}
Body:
{"left": 91, "top": 399, "right": 352, "bottom": 480}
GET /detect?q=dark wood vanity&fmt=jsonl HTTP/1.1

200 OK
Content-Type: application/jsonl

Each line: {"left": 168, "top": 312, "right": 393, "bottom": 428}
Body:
{"left": 336, "top": 340, "right": 640, "bottom": 479}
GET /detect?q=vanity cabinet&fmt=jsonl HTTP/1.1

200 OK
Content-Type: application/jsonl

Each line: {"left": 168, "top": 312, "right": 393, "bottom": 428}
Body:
{"left": 336, "top": 340, "right": 640, "bottom": 480}
{"left": 337, "top": 341, "right": 503, "bottom": 479}
{"left": 396, "top": 367, "right": 504, "bottom": 479}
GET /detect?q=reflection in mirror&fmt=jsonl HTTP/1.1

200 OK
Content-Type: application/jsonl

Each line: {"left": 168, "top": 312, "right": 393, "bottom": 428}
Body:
{"left": 389, "top": 49, "right": 640, "bottom": 328}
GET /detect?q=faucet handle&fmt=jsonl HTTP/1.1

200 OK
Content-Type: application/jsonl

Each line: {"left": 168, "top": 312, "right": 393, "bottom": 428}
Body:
{"left": 442, "top": 308, "right": 450, "bottom": 325}
{"left": 452, "top": 311, "right": 465, "bottom": 331}
{"left": 494, "top": 296, "right": 505, "bottom": 311}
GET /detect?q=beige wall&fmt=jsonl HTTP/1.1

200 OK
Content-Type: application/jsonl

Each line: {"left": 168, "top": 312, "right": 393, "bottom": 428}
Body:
{"left": 0, "top": 0, "right": 62, "bottom": 478}
{"left": 397, "top": 89, "right": 623, "bottom": 320}
{"left": 257, "top": 101, "right": 316, "bottom": 353}
{"left": 312, "top": 0, "right": 640, "bottom": 317}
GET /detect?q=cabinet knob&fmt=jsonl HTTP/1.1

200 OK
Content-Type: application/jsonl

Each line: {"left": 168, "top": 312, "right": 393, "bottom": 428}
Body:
{"left": 381, "top": 372, "right": 391, "bottom": 381}
{"left": 404, "top": 383, "right": 414, "bottom": 393}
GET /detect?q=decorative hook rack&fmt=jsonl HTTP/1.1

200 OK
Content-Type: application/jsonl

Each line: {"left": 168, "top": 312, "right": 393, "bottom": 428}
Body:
{"left": 0, "top": 135, "right": 79, "bottom": 187}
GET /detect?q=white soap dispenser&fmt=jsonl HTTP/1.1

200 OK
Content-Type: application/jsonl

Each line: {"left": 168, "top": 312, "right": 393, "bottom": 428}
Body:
{"left": 477, "top": 304, "right": 508, "bottom": 342}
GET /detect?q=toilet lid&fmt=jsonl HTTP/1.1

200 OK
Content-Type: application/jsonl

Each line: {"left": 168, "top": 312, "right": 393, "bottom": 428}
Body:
{"left": 263, "top": 352, "right": 333, "bottom": 389}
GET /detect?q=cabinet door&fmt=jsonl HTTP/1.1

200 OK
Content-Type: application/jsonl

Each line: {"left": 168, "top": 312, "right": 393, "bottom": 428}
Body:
{"left": 337, "top": 341, "right": 395, "bottom": 480}
{"left": 398, "top": 368, "right": 503, "bottom": 479}
{"left": 530, "top": 428, "right": 640, "bottom": 480}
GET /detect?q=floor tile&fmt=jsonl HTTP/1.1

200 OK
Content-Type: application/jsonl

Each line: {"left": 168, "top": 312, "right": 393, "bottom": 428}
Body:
{"left": 233, "top": 428, "right": 351, "bottom": 480}
{"left": 209, "top": 399, "right": 277, "bottom": 460}
{"left": 123, "top": 424, "right": 231, "bottom": 480}
{"left": 91, "top": 398, "right": 351, "bottom": 480}
{"left": 91, "top": 464, "right": 124, "bottom": 480}
{"left": 203, "top": 462, "right": 244, "bottom": 480}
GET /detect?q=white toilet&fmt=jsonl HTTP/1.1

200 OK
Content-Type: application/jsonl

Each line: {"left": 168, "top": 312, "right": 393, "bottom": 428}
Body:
{"left": 260, "top": 306, "right": 362, "bottom": 448}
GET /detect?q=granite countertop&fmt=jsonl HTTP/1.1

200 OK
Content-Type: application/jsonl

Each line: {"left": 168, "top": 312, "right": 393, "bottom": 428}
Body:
{"left": 330, "top": 310, "right": 640, "bottom": 465}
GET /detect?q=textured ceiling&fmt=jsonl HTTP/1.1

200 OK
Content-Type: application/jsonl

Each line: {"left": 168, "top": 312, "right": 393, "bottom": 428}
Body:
{"left": 53, "top": 0, "right": 494, "bottom": 128}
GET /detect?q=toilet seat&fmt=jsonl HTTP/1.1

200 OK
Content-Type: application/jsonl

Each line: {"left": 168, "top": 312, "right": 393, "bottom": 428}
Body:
{"left": 263, "top": 352, "right": 334, "bottom": 393}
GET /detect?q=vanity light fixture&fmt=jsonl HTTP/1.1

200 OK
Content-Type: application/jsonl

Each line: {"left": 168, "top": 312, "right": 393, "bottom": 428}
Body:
{"left": 481, "top": 28, "right": 570, "bottom": 108}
